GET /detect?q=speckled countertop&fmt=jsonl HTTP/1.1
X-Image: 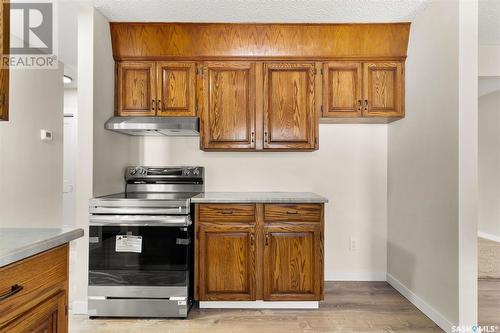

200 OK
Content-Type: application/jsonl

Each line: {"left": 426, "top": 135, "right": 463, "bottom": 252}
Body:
{"left": 0, "top": 227, "right": 84, "bottom": 267}
{"left": 191, "top": 192, "right": 328, "bottom": 204}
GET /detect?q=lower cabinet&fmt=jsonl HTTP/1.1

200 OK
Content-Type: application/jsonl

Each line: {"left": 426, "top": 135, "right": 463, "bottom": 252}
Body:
{"left": 195, "top": 203, "right": 324, "bottom": 302}
{"left": 197, "top": 223, "right": 256, "bottom": 300}
{"left": 263, "top": 224, "right": 322, "bottom": 301}
{"left": 0, "top": 245, "right": 69, "bottom": 333}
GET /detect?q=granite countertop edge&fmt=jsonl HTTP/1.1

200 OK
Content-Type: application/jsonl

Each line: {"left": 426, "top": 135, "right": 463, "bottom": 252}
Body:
{"left": 0, "top": 228, "right": 84, "bottom": 268}
{"left": 191, "top": 192, "right": 329, "bottom": 204}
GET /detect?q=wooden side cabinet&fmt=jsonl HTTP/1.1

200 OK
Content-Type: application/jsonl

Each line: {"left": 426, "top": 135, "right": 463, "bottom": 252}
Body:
{"left": 363, "top": 62, "right": 404, "bottom": 118}
{"left": 0, "top": 245, "right": 69, "bottom": 333}
{"left": 195, "top": 203, "right": 324, "bottom": 302}
{"left": 116, "top": 62, "right": 156, "bottom": 116}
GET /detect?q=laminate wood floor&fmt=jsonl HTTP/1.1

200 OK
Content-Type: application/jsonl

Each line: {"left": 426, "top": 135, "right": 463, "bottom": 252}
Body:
{"left": 479, "top": 279, "right": 500, "bottom": 327}
{"left": 70, "top": 282, "right": 443, "bottom": 333}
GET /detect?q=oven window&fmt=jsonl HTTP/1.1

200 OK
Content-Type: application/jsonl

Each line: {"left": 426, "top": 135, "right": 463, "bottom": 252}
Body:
{"left": 89, "top": 226, "right": 190, "bottom": 287}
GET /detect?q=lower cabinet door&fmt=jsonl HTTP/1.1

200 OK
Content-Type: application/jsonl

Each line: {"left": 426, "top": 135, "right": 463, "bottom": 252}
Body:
{"left": 198, "top": 223, "right": 256, "bottom": 300}
{"left": 263, "top": 224, "right": 322, "bottom": 301}
{"left": 1, "top": 291, "right": 67, "bottom": 333}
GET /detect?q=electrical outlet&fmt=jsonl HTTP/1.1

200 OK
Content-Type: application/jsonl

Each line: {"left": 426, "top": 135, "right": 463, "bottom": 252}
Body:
{"left": 349, "top": 237, "right": 358, "bottom": 251}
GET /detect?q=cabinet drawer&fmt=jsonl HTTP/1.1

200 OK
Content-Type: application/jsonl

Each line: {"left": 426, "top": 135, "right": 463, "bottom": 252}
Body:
{"left": 198, "top": 204, "right": 255, "bottom": 222}
{"left": 0, "top": 245, "right": 68, "bottom": 325}
{"left": 264, "top": 204, "right": 322, "bottom": 222}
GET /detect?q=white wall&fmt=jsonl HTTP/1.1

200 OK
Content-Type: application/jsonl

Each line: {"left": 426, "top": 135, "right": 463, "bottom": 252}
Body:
{"left": 0, "top": 66, "right": 64, "bottom": 228}
{"left": 130, "top": 124, "right": 389, "bottom": 281}
{"left": 387, "top": 0, "right": 477, "bottom": 330}
{"left": 479, "top": 45, "right": 500, "bottom": 77}
{"left": 479, "top": 90, "right": 500, "bottom": 239}
{"left": 71, "top": 7, "right": 130, "bottom": 313}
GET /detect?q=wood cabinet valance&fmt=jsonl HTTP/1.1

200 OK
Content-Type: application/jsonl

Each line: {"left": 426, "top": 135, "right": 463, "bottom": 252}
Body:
{"left": 110, "top": 23, "right": 410, "bottom": 61}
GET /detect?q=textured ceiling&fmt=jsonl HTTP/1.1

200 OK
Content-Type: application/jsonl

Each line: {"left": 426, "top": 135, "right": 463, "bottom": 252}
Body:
{"left": 92, "top": 0, "right": 430, "bottom": 23}
{"left": 480, "top": 0, "right": 500, "bottom": 45}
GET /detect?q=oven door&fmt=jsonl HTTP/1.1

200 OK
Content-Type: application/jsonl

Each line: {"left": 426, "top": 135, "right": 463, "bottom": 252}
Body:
{"left": 88, "top": 216, "right": 192, "bottom": 299}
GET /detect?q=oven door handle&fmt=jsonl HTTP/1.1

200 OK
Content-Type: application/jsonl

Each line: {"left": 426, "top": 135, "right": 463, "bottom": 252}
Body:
{"left": 89, "top": 215, "right": 192, "bottom": 227}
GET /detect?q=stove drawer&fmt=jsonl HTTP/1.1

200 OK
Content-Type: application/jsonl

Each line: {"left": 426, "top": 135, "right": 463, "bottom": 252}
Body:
{"left": 198, "top": 204, "right": 255, "bottom": 222}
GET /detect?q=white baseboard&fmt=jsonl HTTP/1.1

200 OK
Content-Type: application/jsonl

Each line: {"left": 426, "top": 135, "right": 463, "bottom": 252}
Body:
{"left": 478, "top": 231, "right": 500, "bottom": 243}
{"left": 199, "top": 301, "right": 318, "bottom": 309}
{"left": 71, "top": 301, "right": 88, "bottom": 315}
{"left": 386, "top": 273, "right": 453, "bottom": 333}
{"left": 325, "top": 271, "right": 387, "bottom": 281}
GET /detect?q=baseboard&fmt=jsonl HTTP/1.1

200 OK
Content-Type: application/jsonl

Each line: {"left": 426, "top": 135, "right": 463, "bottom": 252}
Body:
{"left": 478, "top": 231, "right": 500, "bottom": 243}
{"left": 199, "top": 301, "right": 319, "bottom": 309}
{"left": 325, "top": 271, "right": 387, "bottom": 281}
{"left": 71, "top": 301, "right": 88, "bottom": 315}
{"left": 386, "top": 273, "right": 453, "bottom": 333}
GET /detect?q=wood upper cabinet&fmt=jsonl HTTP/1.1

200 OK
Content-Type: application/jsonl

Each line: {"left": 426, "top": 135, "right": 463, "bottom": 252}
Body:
{"left": 197, "top": 223, "right": 256, "bottom": 301}
{"left": 362, "top": 62, "right": 404, "bottom": 118}
{"left": 200, "top": 62, "right": 256, "bottom": 150}
{"left": 156, "top": 62, "right": 196, "bottom": 116}
{"left": 0, "top": 1, "right": 9, "bottom": 121}
{"left": 263, "top": 224, "right": 322, "bottom": 301}
{"left": 322, "top": 62, "right": 362, "bottom": 118}
{"left": 263, "top": 63, "right": 317, "bottom": 150}
{"left": 116, "top": 62, "right": 156, "bottom": 116}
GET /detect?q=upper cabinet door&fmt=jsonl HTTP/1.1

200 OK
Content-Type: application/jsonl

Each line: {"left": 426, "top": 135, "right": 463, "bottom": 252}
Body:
{"left": 0, "top": 1, "right": 9, "bottom": 121}
{"left": 201, "top": 62, "right": 256, "bottom": 150}
{"left": 263, "top": 63, "right": 316, "bottom": 150}
{"left": 322, "top": 62, "right": 362, "bottom": 118}
{"left": 363, "top": 62, "right": 404, "bottom": 118}
{"left": 116, "top": 62, "right": 156, "bottom": 116}
{"left": 156, "top": 62, "right": 196, "bottom": 116}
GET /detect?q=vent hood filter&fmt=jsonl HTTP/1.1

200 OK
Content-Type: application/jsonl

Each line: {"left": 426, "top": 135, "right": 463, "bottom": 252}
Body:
{"left": 105, "top": 117, "right": 199, "bottom": 136}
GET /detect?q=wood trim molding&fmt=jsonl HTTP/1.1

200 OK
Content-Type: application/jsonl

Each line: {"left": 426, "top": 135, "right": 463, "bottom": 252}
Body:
{"left": 110, "top": 23, "right": 411, "bottom": 61}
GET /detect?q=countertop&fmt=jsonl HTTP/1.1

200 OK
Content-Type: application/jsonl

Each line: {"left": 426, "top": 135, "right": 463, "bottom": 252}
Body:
{"left": 191, "top": 192, "right": 328, "bottom": 204}
{"left": 0, "top": 227, "right": 84, "bottom": 268}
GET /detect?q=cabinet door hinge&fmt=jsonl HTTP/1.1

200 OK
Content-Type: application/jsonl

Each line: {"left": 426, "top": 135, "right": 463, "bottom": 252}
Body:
{"left": 65, "top": 305, "right": 68, "bottom": 316}
{"left": 320, "top": 105, "right": 323, "bottom": 113}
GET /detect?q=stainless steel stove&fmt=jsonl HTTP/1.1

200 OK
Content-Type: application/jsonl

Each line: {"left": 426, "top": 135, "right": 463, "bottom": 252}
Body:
{"left": 88, "top": 166, "right": 204, "bottom": 318}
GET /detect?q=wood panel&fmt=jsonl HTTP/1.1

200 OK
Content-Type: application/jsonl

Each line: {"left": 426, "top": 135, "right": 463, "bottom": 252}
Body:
{"left": 198, "top": 223, "right": 256, "bottom": 301}
{"left": 263, "top": 63, "right": 316, "bottom": 150}
{"left": 322, "top": 62, "right": 362, "bottom": 118}
{"left": 363, "top": 62, "right": 404, "bottom": 118}
{"left": 110, "top": 23, "right": 411, "bottom": 60}
{"left": 264, "top": 204, "right": 322, "bottom": 222}
{"left": 156, "top": 62, "right": 196, "bottom": 116}
{"left": 0, "top": 1, "right": 9, "bottom": 121}
{"left": 1, "top": 291, "right": 66, "bottom": 333}
{"left": 198, "top": 204, "right": 256, "bottom": 222}
{"left": 201, "top": 62, "right": 256, "bottom": 150}
{"left": 263, "top": 224, "right": 322, "bottom": 300}
{"left": 116, "top": 62, "right": 156, "bottom": 116}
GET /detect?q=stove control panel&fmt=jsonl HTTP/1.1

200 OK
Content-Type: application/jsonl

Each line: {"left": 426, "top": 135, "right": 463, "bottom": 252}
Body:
{"left": 125, "top": 166, "right": 204, "bottom": 181}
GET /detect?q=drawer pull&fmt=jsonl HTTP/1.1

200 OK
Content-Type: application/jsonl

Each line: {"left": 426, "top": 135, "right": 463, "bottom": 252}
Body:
{"left": 286, "top": 210, "right": 299, "bottom": 215}
{"left": 0, "top": 284, "right": 23, "bottom": 301}
{"left": 265, "top": 234, "right": 270, "bottom": 246}
{"left": 250, "top": 233, "right": 255, "bottom": 246}
{"left": 221, "top": 210, "right": 234, "bottom": 215}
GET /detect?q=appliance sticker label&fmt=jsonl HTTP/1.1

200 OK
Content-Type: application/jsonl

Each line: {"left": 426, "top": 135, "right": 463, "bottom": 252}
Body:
{"left": 115, "top": 235, "right": 142, "bottom": 253}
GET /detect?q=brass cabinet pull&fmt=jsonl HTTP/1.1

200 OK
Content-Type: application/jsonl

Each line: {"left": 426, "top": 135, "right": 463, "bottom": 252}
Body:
{"left": 152, "top": 99, "right": 156, "bottom": 111}
{"left": 250, "top": 233, "right": 255, "bottom": 246}
{"left": 286, "top": 210, "right": 298, "bottom": 215}
{"left": 265, "top": 234, "right": 270, "bottom": 246}
{"left": 364, "top": 99, "right": 368, "bottom": 111}
{"left": 357, "top": 100, "right": 362, "bottom": 111}
{"left": 251, "top": 131, "right": 254, "bottom": 143}
{"left": 221, "top": 210, "right": 233, "bottom": 215}
{"left": 264, "top": 132, "right": 268, "bottom": 144}
{"left": 157, "top": 100, "right": 161, "bottom": 111}
{"left": 0, "top": 284, "right": 23, "bottom": 301}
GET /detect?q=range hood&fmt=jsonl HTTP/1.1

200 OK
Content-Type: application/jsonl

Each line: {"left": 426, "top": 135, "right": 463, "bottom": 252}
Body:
{"left": 105, "top": 117, "right": 199, "bottom": 136}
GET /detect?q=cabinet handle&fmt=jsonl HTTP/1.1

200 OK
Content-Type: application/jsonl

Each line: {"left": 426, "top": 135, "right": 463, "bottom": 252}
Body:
{"left": 264, "top": 132, "right": 268, "bottom": 144}
{"left": 221, "top": 210, "right": 233, "bottom": 215}
{"left": 0, "top": 284, "right": 23, "bottom": 301}
{"left": 363, "top": 99, "right": 368, "bottom": 111}
{"left": 357, "top": 100, "right": 362, "bottom": 111}
{"left": 251, "top": 131, "right": 254, "bottom": 143}
{"left": 250, "top": 233, "right": 255, "bottom": 246}
{"left": 152, "top": 99, "right": 156, "bottom": 111}
{"left": 157, "top": 100, "right": 161, "bottom": 111}
{"left": 286, "top": 210, "right": 298, "bottom": 215}
{"left": 265, "top": 234, "right": 269, "bottom": 246}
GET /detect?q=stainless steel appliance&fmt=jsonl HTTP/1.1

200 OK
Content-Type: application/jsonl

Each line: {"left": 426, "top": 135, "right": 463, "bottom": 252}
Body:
{"left": 104, "top": 116, "right": 199, "bottom": 136}
{"left": 88, "top": 166, "right": 204, "bottom": 318}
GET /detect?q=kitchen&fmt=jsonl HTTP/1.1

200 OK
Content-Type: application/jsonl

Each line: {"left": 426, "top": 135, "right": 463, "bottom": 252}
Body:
{"left": 0, "top": 1, "right": 481, "bottom": 332}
